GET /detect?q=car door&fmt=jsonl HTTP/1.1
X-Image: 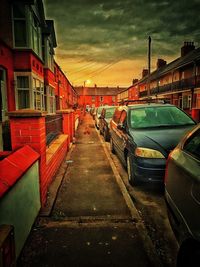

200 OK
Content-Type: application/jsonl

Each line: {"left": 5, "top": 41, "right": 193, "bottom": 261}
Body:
{"left": 182, "top": 128, "right": 200, "bottom": 235}
{"left": 169, "top": 128, "right": 200, "bottom": 238}
{"left": 110, "top": 107, "right": 122, "bottom": 146}
{"left": 114, "top": 110, "right": 127, "bottom": 164}
{"left": 99, "top": 108, "right": 105, "bottom": 134}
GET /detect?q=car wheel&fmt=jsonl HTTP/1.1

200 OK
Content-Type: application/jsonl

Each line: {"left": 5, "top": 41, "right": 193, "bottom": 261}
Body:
{"left": 110, "top": 138, "right": 115, "bottom": 154}
{"left": 127, "top": 153, "right": 139, "bottom": 186}
{"left": 177, "top": 241, "right": 200, "bottom": 267}
{"left": 99, "top": 127, "right": 103, "bottom": 135}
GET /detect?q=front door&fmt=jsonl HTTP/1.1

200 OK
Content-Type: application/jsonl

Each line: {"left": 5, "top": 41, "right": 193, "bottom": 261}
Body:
{"left": 0, "top": 68, "right": 8, "bottom": 150}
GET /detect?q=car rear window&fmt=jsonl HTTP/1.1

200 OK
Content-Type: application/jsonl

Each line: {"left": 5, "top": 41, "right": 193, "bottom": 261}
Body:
{"left": 129, "top": 106, "right": 196, "bottom": 129}
{"left": 97, "top": 106, "right": 104, "bottom": 115}
{"left": 105, "top": 107, "right": 116, "bottom": 118}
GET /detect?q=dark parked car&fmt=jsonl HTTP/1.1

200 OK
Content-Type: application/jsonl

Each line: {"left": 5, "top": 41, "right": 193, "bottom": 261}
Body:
{"left": 165, "top": 123, "right": 200, "bottom": 267}
{"left": 99, "top": 106, "right": 117, "bottom": 141}
{"left": 109, "top": 102, "right": 196, "bottom": 186}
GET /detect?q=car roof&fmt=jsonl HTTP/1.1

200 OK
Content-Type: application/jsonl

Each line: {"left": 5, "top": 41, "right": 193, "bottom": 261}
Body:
{"left": 102, "top": 106, "right": 117, "bottom": 110}
{"left": 117, "top": 103, "right": 174, "bottom": 111}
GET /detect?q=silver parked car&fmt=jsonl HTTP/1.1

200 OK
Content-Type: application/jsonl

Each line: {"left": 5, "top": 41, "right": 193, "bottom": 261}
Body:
{"left": 94, "top": 106, "right": 105, "bottom": 129}
{"left": 165, "top": 123, "right": 200, "bottom": 267}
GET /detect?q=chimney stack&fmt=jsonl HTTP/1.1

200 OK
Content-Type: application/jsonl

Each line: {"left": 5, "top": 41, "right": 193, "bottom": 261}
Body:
{"left": 181, "top": 41, "right": 195, "bottom": 57}
{"left": 157, "top": 58, "right": 167, "bottom": 69}
{"left": 142, "top": 69, "right": 148, "bottom": 78}
{"left": 132, "top": 78, "right": 138, "bottom": 85}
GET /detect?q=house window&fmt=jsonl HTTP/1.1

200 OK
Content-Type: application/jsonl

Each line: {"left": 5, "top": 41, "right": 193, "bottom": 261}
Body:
{"left": 100, "top": 96, "right": 104, "bottom": 102}
{"left": 47, "top": 39, "right": 54, "bottom": 71}
{"left": 13, "top": 3, "right": 27, "bottom": 47}
{"left": 183, "top": 95, "right": 191, "bottom": 109}
{"left": 30, "top": 14, "right": 42, "bottom": 57}
{"left": 33, "top": 78, "right": 44, "bottom": 111}
{"left": 112, "top": 96, "right": 115, "bottom": 102}
{"left": 48, "top": 86, "right": 56, "bottom": 113}
{"left": 16, "top": 76, "right": 30, "bottom": 109}
{"left": 13, "top": 3, "right": 42, "bottom": 57}
{"left": 92, "top": 96, "right": 95, "bottom": 102}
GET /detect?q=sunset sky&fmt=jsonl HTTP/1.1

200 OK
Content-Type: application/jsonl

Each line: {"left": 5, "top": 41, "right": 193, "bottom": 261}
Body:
{"left": 44, "top": 0, "right": 200, "bottom": 87}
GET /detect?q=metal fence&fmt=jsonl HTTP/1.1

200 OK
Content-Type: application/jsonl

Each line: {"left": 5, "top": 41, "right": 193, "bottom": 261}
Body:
{"left": 2, "top": 120, "right": 12, "bottom": 151}
{"left": 45, "top": 114, "right": 63, "bottom": 146}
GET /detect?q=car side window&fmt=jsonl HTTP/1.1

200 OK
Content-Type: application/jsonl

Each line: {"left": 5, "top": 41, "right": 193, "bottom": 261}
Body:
{"left": 113, "top": 109, "right": 122, "bottom": 124}
{"left": 183, "top": 129, "right": 200, "bottom": 160}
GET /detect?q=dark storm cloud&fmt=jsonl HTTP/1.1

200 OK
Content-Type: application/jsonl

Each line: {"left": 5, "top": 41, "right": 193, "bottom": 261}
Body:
{"left": 44, "top": 0, "right": 200, "bottom": 62}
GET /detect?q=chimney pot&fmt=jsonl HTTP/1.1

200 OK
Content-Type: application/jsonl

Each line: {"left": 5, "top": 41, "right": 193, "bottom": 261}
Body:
{"left": 142, "top": 69, "right": 148, "bottom": 78}
{"left": 181, "top": 41, "right": 195, "bottom": 57}
{"left": 157, "top": 58, "right": 167, "bottom": 69}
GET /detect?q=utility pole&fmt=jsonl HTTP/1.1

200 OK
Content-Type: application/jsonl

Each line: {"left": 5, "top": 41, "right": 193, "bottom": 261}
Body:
{"left": 147, "top": 36, "right": 151, "bottom": 97}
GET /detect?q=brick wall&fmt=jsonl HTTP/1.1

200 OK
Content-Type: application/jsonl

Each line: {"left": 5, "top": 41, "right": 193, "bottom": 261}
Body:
{"left": 8, "top": 110, "right": 75, "bottom": 206}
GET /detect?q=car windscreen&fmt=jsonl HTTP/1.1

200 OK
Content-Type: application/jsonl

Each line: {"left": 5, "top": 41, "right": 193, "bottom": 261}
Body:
{"left": 105, "top": 107, "right": 116, "bottom": 118}
{"left": 97, "top": 107, "right": 104, "bottom": 115}
{"left": 129, "top": 106, "right": 196, "bottom": 129}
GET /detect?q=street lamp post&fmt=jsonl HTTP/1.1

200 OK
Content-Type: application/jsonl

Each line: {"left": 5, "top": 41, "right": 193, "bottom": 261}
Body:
{"left": 147, "top": 36, "right": 151, "bottom": 97}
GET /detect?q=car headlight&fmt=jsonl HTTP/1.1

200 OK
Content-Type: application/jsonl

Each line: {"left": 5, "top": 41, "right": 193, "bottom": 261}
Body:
{"left": 135, "top": 147, "right": 165, "bottom": 159}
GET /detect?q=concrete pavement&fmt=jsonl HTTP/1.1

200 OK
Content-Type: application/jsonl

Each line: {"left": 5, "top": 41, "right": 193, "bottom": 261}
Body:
{"left": 17, "top": 113, "right": 163, "bottom": 267}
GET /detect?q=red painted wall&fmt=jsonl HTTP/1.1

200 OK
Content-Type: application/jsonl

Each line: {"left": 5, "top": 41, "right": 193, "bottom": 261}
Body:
{"left": 128, "top": 85, "right": 139, "bottom": 100}
{"left": 78, "top": 95, "right": 117, "bottom": 108}
{"left": 0, "top": 41, "right": 15, "bottom": 111}
{"left": 9, "top": 110, "right": 76, "bottom": 206}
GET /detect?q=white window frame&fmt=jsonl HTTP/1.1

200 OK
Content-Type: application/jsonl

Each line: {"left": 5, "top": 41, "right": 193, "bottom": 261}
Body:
{"left": 12, "top": 3, "right": 28, "bottom": 48}
{"left": 32, "top": 75, "right": 45, "bottom": 111}
{"left": 12, "top": 3, "right": 42, "bottom": 58}
{"left": 46, "top": 85, "right": 56, "bottom": 114}
{"left": 15, "top": 72, "right": 32, "bottom": 110}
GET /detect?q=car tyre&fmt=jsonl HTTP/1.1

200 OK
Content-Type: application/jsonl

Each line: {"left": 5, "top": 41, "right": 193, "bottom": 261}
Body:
{"left": 127, "top": 153, "right": 139, "bottom": 186}
{"left": 110, "top": 138, "right": 115, "bottom": 154}
{"left": 177, "top": 241, "right": 200, "bottom": 267}
{"left": 104, "top": 129, "right": 109, "bottom": 142}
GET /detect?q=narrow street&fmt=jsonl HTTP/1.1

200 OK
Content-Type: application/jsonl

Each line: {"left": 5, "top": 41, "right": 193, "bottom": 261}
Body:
{"left": 17, "top": 114, "right": 164, "bottom": 267}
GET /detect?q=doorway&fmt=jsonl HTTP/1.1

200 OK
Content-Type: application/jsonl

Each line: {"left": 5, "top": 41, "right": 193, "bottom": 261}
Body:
{"left": 0, "top": 68, "right": 9, "bottom": 150}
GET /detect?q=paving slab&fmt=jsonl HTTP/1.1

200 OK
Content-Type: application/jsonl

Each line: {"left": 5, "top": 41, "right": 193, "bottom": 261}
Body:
{"left": 18, "top": 113, "right": 162, "bottom": 267}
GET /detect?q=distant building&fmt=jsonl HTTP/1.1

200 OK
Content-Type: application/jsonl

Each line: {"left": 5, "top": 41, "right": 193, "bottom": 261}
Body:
{"left": 120, "top": 42, "right": 200, "bottom": 122}
{"left": 75, "top": 85, "right": 126, "bottom": 109}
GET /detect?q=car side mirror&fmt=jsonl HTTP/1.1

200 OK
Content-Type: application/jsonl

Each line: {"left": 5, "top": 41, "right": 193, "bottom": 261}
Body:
{"left": 117, "top": 123, "right": 125, "bottom": 130}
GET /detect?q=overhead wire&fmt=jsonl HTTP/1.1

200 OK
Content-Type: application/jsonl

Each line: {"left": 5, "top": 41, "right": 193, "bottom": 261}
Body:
{"left": 71, "top": 59, "right": 121, "bottom": 83}
{"left": 66, "top": 61, "right": 98, "bottom": 75}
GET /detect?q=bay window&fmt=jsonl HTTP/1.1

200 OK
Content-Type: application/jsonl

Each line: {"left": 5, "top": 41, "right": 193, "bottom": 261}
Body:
{"left": 33, "top": 78, "right": 45, "bottom": 111}
{"left": 16, "top": 76, "right": 30, "bottom": 109}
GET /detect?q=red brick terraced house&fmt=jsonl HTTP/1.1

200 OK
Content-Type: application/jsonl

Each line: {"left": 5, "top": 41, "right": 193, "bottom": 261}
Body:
{"left": 0, "top": 0, "right": 78, "bottom": 206}
{"left": 120, "top": 42, "right": 200, "bottom": 122}
{"left": 75, "top": 85, "right": 126, "bottom": 110}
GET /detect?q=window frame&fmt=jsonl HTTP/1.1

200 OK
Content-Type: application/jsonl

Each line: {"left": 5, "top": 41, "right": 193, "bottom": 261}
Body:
{"left": 15, "top": 73, "right": 31, "bottom": 110}
{"left": 183, "top": 128, "right": 200, "bottom": 160}
{"left": 12, "top": 3, "right": 28, "bottom": 48}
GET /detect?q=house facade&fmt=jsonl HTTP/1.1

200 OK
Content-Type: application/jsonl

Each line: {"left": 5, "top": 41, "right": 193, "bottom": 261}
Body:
{"left": 0, "top": 0, "right": 77, "bottom": 151}
{"left": 0, "top": 0, "right": 78, "bottom": 207}
{"left": 119, "top": 42, "right": 200, "bottom": 122}
{"left": 75, "top": 85, "right": 126, "bottom": 110}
